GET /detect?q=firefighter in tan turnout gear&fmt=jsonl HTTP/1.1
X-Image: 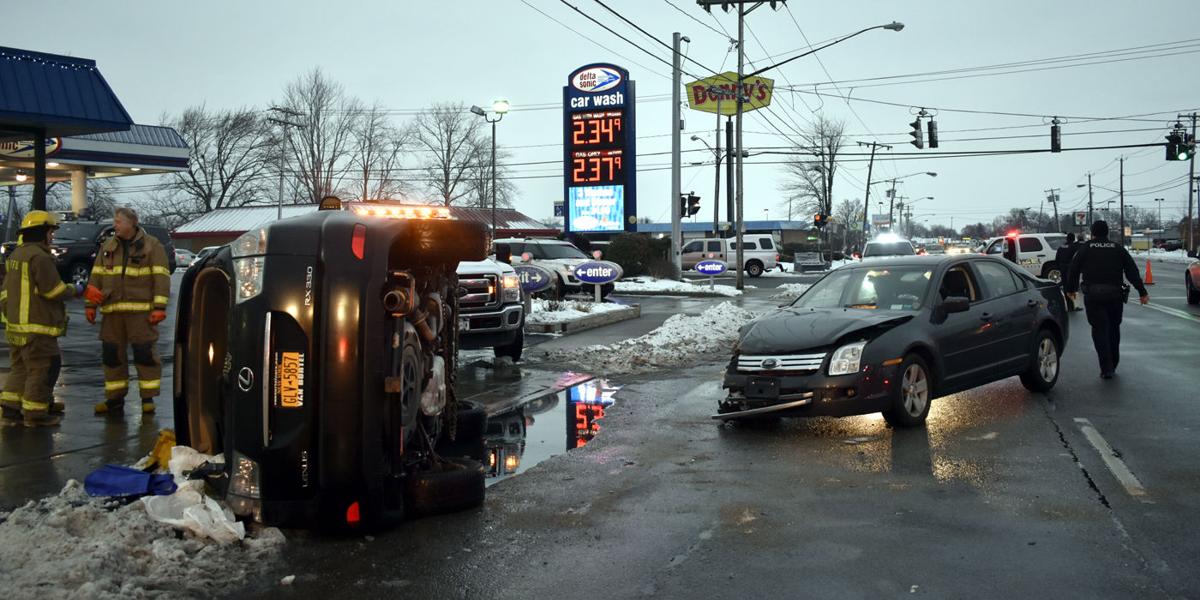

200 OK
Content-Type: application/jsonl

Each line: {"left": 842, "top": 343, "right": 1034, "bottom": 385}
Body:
{"left": 1, "top": 211, "right": 81, "bottom": 427}
{"left": 84, "top": 207, "right": 171, "bottom": 415}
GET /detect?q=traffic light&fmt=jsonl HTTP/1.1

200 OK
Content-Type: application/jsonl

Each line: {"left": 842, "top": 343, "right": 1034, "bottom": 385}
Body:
{"left": 1181, "top": 133, "right": 1196, "bottom": 161}
{"left": 1050, "top": 123, "right": 1061, "bottom": 153}
{"left": 909, "top": 119, "right": 924, "bottom": 149}
{"left": 681, "top": 192, "right": 701, "bottom": 216}
{"left": 813, "top": 213, "right": 827, "bottom": 228}
{"left": 1166, "top": 132, "right": 1185, "bottom": 161}
{"left": 927, "top": 119, "right": 938, "bottom": 149}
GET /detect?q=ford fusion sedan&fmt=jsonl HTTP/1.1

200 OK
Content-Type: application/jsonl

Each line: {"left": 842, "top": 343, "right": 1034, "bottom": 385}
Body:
{"left": 717, "top": 255, "right": 1069, "bottom": 427}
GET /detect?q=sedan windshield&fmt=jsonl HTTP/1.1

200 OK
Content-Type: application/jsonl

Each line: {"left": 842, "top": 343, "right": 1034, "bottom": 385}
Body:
{"left": 792, "top": 266, "right": 933, "bottom": 311}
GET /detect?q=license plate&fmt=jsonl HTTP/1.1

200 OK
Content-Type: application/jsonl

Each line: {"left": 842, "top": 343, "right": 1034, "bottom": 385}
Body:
{"left": 745, "top": 376, "right": 780, "bottom": 400}
{"left": 277, "top": 351, "right": 305, "bottom": 408}
{"left": 459, "top": 317, "right": 470, "bottom": 332}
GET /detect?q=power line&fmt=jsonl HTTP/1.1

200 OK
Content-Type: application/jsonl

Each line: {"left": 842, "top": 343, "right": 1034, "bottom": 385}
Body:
{"left": 519, "top": 0, "right": 671, "bottom": 80}
{"left": 661, "top": 0, "right": 732, "bottom": 41}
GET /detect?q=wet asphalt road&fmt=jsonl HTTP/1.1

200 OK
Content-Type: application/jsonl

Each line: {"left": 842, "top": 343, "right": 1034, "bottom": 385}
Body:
{"left": 2, "top": 263, "right": 1197, "bottom": 598}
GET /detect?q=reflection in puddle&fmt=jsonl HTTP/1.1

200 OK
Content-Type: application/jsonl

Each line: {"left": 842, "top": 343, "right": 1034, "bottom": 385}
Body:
{"left": 483, "top": 378, "right": 619, "bottom": 484}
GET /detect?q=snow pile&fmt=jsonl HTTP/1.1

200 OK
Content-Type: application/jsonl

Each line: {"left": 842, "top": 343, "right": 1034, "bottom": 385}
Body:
{"left": 0, "top": 480, "right": 284, "bottom": 599}
{"left": 526, "top": 298, "right": 631, "bottom": 325}
{"left": 769, "top": 283, "right": 812, "bottom": 301}
{"left": 546, "top": 301, "right": 757, "bottom": 373}
{"left": 1131, "top": 249, "right": 1196, "bottom": 265}
{"left": 615, "top": 277, "right": 743, "bottom": 297}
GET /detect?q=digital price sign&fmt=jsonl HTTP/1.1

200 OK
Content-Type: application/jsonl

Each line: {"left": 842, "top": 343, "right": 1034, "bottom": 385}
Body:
{"left": 564, "top": 64, "right": 637, "bottom": 233}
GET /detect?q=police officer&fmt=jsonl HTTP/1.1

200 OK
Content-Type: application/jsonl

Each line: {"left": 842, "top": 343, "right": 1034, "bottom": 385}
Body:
{"left": 1055, "top": 232, "right": 1083, "bottom": 311}
{"left": 1064, "top": 220, "right": 1149, "bottom": 379}
{"left": 1, "top": 211, "right": 79, "bottom": 427}
{"left": 83, "top": 207, "right": 171, "bottom": 415}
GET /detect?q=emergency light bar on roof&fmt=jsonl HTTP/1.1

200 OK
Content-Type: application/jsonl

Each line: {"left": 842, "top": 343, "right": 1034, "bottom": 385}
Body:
{"left": 346, "top": 202, "right": 454, "bottom": 220}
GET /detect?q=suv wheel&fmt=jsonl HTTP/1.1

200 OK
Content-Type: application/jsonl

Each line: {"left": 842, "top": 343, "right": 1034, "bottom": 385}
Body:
{"left": 68, "top": 262, "right": 91, "bottom": 285}
{"left": 1042, "top": 262, "right": 1062, "bottom": 283}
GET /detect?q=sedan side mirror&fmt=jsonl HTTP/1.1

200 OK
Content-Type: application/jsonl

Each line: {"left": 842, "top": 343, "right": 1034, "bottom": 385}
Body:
{"left": 942, "top": 296, "right": 970, "bottom": 313}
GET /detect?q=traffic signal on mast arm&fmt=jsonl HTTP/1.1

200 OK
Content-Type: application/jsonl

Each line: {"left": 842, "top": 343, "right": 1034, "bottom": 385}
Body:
{"left": 1050, "top": 118, "right": 1062, "bottom": 153}
{"left": 909, "top": 118, "right": 924, "bottom": 149}
{"left": 1180, "top": 133, "right": 1196, "bottom": 161}
{"left": 927, "top": 119, "right": 939, "bottom": 149}
{"left": 813, "top": 213, "right": 827, "bottom": 228}
{"left": 684, "top": 192, "right": 701, "bottom": 216}
{"left": 1166, "top": 132, "right": 1186, "bottom": 161}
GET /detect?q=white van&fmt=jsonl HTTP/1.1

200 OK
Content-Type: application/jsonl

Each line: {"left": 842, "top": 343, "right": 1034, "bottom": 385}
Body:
{"left": 680, "top": 234, "right": 779, "bottom": 277}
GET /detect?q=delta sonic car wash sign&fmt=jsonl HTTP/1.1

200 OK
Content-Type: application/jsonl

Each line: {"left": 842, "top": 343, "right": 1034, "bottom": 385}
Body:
{"left": 563, "top": 63, "right": 637, "bottom": 233}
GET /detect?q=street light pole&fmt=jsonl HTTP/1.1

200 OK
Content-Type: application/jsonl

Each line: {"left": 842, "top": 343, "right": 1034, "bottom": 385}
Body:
{"left": 1119, "top": 156, "right": 1125, "bottom": 246}
{"left": 471, "top": 100, "right": 510, "bottom": 233}
{"left": 1154, "top": 197, "right": 1165, "bottom": 229}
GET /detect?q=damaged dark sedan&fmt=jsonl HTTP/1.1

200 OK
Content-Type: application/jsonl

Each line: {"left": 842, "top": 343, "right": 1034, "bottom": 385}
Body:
{"left": 717, "top": 255, "right": 1069, "bottom": 427}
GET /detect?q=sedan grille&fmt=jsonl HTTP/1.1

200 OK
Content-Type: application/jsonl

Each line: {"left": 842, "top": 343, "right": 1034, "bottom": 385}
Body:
{"left": 737, "top": 352, "right": 826, "bottom": 373}
{"left": 458, "top": 275, "right": 497, "bottom": 310}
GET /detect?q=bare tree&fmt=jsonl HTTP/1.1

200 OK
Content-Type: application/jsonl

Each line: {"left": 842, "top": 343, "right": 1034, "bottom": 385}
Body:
{"left": 833, "top": 198, "right": 861, "bottom": 250}
{"left": 780, "top": 115, "right": 845, "bottom": 218}
{"left": 276, "top": 68, "right": 363, "bottom": 205}
{"left": 413, "top": 102, "right": 484, "bottom": 206}
{"left": 165, "top": 105, "right": 272, "bottom": 215}
{"left": 349, "top": 104, "right": 413, "bottom": 201}
{"left": 464, "top": 136, "right": 517, "bottom": 210}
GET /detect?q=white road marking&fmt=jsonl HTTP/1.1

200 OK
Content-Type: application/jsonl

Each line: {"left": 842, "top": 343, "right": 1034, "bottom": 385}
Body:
{"left": 1141, "top": 302, "right": 1200, "bottom": 323}
{"left": 1074, "top": 417, "right": 1149, "bottom": 501}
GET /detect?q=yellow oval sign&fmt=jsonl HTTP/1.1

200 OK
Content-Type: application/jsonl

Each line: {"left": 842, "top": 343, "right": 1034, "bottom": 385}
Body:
{"left": 685, "top": 72, "right": 773, "bottom": 116}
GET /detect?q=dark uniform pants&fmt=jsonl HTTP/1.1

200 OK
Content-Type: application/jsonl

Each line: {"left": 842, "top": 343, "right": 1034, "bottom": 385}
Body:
{"left": 1083, "top": 296, "right": 1124, "bottom": 373}
{"left": 2, "top": 334, "right": 62, "bottom": 415}
{"left": 100, "top": 312, "right": 162, "bottom": 401}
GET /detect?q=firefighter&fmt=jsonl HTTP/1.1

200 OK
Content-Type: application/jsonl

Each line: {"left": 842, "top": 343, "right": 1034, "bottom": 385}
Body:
{"left": 1, "top": 211, "right": 78, "bottom": 427}
{"left": 83, "top": 207, "right": 171, "bottom": 415}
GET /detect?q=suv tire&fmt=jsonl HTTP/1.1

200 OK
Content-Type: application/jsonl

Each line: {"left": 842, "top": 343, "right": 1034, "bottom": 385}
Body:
{"left": 1041, "top": 262, "right": 1062, "bottom": 283}
{"left": 403, "top": 457, "right": 485, "bottom": 518}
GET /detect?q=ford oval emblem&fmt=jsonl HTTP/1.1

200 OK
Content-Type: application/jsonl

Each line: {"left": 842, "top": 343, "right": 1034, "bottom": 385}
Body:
{"left": 573, "top": 260, "right": 623, "bottom": 285}
{"left": 572, "top": 66, "right": 623, "bottom": 93}
{"left": 761, "top": 358, "right": 779, "bottom": 370}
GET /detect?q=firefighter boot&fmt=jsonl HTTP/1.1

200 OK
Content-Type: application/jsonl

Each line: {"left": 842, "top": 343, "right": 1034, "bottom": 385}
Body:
{"left": 23, "top": 410, "right": 62, "bottom": 428}
{"left": 95, "top": 399, "right": 126, "bottom": 415}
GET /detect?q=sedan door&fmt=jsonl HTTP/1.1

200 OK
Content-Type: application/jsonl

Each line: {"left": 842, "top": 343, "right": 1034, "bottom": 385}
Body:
{"left": 970, "top": 259, "right": 1036, "bottom": 373}
{"left": 929, "top": 262, "right": 1007, "bottom": 390}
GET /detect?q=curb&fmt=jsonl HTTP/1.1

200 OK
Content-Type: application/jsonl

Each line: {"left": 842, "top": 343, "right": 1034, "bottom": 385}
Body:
{"left": 525, "top": 304, "right": 641, "bottom": 334}
{"left": 612, "top": 289, "right": 743, "bottom": 298}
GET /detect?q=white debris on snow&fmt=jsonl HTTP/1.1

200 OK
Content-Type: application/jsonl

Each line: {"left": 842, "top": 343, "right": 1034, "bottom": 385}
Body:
{"left": 142, "top": 446, "right": 245, "bottom": 544}
{"left": 526, "top": 298, "right": 631, "bottom": 325}
{"left": 769, "top": 283, "right": 813, "bottom": 301}
{"left": 546, "top": 301, "right": 758, "bottom": 373}
{"left": 614, "top": 277, "right": 743, "bottom": 297}
{"left": 1130, "top": 249, "right": 1196, "bottom": 265}
{"left": 0, "top": 480, "right": 285, "bottom": 600}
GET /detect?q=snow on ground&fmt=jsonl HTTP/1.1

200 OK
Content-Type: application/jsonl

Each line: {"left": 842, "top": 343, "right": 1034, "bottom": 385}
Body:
{"left": 615, "top": 277, "right": 743, "bottom": 297}
{"left": 761, "top": 259, "right": 855, "bottom": 277}
{"left": 0, "top": 481, "right": 284, "bottom": 600}
{"left": 769, "top": 283, "right": 813, "bottom": 301}
{"left": 1131, "top": 249, "right": 1196, "bottom": 265}
{"left": 526, "top": 298, "right": 631, "bottom": 325}
{"left": 545, "top": 301, "right": 758, "bottom": 373}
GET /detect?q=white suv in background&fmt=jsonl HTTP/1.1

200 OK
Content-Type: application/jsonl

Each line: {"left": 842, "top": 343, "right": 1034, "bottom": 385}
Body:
{"left": 680, "top": 234, "right": 779, "bottom": 277}
{"left": 983, "top": 233, "right": 1069, "bottom": 281}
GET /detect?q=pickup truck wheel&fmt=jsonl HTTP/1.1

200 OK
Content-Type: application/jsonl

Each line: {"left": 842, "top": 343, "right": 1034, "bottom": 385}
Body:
{"left": 493, "top": 327, "right": 524, "bottom": 362}
{"left": 68, "top": 261, "right": 91, "bottom": 285}
{"left": 403, "top": 457, "right": 485, "bottom": 518}
{"left": 746, "top": 260, "right": 764, "bottom": 277}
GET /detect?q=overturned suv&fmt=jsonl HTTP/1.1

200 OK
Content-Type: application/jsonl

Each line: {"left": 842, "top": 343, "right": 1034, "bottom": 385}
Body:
{"left": 174, "top": 201, "right": 490, "bottom": 528}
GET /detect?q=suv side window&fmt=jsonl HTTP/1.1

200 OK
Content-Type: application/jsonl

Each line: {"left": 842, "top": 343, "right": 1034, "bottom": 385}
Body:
{"left": 1018, "top": 237, "right": 1043, "bottom": 253}
{"left": 985, "top": 240, "right": 1004, "bottom": 255}
{"left": 976, "top": 261, "right": 1020, "bottom": 297}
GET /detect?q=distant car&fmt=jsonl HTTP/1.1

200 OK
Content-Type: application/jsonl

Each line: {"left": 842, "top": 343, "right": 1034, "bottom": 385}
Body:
{"left": 1160, "top": 239, "right": 1184, "bottom": 252}
{"left": 1187, "top": 258, "right": 1200, "bottom": 305}
{"left": 924, "top": 244, "right": 946, "bottom": 255}
{"left": 495, "top": 237, "right": 611, "bottom": 300}
{"left": 717, "top": 255, "right": 1069, "bottom": 427}
{"left": 861, "top": 237, "right": 916, "bottom": 259}
{"left": 191, "top": 245, "right": 222, "bottom": 267}
{"left": 51, "top": 220, "right": 178, "bottom": 283}
{"left": 174, "top": 248, "right": 196, "bottom": 268}
{"left": 982, "top": 233, "right": 1068, "bottom": 281}
{"left": 681, "top": 234, "right": 780, "bottom": 277}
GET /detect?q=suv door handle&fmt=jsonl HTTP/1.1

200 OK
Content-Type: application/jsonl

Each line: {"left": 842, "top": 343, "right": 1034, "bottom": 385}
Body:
{"left": 979, "top": 312, "right": 993, "bottom": 322}
{"left": 1027, "top": 299, "right": 1039, "bottom": 308}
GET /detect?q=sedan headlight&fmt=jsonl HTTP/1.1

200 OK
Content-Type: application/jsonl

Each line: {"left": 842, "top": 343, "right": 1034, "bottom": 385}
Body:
{"left": 231, "top": 226, "right": 268, "bottom": 258}
{"left": 233, "top": 257, "right": 265, "bottom": 303}
{"left": 828, "top": 341, "right": 867, "bottom": 376}
{"left": 501, "top": 274, "right": 521, "bottom": 303}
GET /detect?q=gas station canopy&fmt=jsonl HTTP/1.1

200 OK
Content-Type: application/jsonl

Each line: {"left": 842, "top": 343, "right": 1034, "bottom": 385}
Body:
{"left": 0, "top": 46, "right": 133, "bottom": 141}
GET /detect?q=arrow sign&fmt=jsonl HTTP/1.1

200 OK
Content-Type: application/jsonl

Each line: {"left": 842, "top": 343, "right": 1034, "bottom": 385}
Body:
{"left": 573, "top": 260, "right": 623, "bottom": 285}
{"left": 695, "top": 259, "right": 727, "bottom": 276}
{"left": 514, "top": 264, "right": 554, "bottom": 293}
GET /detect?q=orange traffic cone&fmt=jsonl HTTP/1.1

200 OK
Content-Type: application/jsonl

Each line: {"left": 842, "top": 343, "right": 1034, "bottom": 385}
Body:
{"left": 1144, "top": 260, "right": 1155, "bottom": 285}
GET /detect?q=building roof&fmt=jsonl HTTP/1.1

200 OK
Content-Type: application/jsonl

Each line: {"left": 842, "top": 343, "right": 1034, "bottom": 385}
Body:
{"left": 636, "top": 220, "right": 814, "bottom": 234}
{"left": 72, "top": 124, "right": 187, "bottom": 148}
{"left": 173, "top": 203, "right": 558, "bottom": 238}
{"left": 0, "top": 46, "right": 133, "bottom": 140}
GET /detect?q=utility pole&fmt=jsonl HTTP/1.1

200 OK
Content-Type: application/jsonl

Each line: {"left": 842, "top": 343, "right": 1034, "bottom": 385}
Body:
{"left": 734, "top": 6, "right": 745, "bottom": 290}
{"left": 1044, "top": 188, "right": 1061, "bottom": 232}
{"left": 712, "top": 107, "right": 721, "bottom": 236}
{"left": 1086, "top": 172, "right": 1094, "bottom": 230}
{"left": 268, "top": 106, "right": 305, "bottom": 221}
{"left": 670, "top": 32, "right": 686, "bottom": 276}
{"left": 858, "top": 141, "right": 891, "bottom": 245}
{"left": 1118, "top": 156, "right": 1125, "bottom": 246}
{"left": 1186, "top": 112, "right": 1198, "bottom": 254}
{"left": 886, "top": 177, "right": 898, "bottom": 229}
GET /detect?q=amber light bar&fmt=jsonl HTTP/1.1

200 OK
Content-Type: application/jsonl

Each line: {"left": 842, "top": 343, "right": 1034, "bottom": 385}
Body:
{"left": 349, "top": 204, "right": 454, "bottom": 220}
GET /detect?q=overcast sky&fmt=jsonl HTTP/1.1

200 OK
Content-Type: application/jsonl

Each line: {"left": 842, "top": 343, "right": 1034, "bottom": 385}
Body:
{"left": 8, "top": 0, "right": 1200, "bottom": 230}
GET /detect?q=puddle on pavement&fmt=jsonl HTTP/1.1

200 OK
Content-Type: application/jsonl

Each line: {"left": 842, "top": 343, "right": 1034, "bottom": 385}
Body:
{"left": 483, "top": 376, "right": 619, "bottom": 485}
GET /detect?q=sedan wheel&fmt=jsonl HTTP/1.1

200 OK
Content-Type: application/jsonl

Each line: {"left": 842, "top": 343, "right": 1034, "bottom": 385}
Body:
{"left": 1019, "top": 330, "right": 1060, "bottom": 392}
{"left": 882, "top": 355, "right": 931, "bottom": 428}
{"left": 1188, "top": 274, "right": 1199, "bottom": 305}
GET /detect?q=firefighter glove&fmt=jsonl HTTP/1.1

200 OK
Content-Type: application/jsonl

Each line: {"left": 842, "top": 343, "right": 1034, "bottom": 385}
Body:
{"left": 83, "top": 285, "right": 105, "bottom": 305}
{"left": 149, "top": 310, "right": 167, "bottom": 325}
{"left": 85, "top": 306, "right": 96, "bottom": 324}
